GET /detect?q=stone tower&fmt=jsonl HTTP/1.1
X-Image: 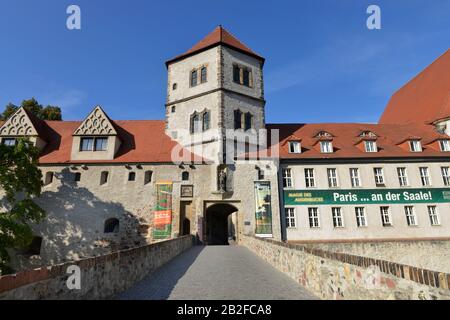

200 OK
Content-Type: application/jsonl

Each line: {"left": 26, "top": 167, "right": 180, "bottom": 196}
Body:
{"left": 165, "top": 26, "right": 266, "bottom": 164}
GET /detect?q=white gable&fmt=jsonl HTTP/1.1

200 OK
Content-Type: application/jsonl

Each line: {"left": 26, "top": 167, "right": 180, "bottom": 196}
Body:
{"left": 73, "top": 106, "right": 117, "bottom": 136}
{"left": 0, "top": 107, "right": 39, "bottom": 136}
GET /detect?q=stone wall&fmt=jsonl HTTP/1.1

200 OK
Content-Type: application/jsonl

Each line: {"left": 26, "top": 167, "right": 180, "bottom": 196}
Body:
{"left": 240, "top": 235, "right": 450, "bottom": 300}
{"left": 297, "top": 240, "right": 450, "bottom": 273}
{"left": 0, "top": 235, "right": 193, "bottom": 300}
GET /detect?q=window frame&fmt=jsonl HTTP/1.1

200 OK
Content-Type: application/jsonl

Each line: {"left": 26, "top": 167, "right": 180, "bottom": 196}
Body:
{"left": 397, "top": 167, "right": 409, "bottom": 187}
{"left": 320, "top": 140, "right": 333, "bottom": 153}
{"left": 373, "top": 167, "right": 385, "bottom": 186}
{"left": 288, "top": 141, "right": 301, "bottom": 154}
{"left": 427, "top": 206, "right": 440, "bottom": 226}
{"left": 332, "top": 207, "right": 344, "bottom": 228}
{"left": 285, "top": 207, "right": 296, "bottom": 228}
{"left": 190, "top": 69, "right": 198, "bottom": 87}
{"left": 419, "top": 167, "right": 431, "bottom": 186}
{"left": 282, "top": 168, "right": 293, "bottom": 188}
{"left": 404, "top": 206, "right": 417, "bottom": 226}
{"left": 409, "top": 140, "right": 422, "bottom": 152}
{"left": 304, "top": 168, "right": 316, "bottom": 188}
{"left": 350, "top": 168, "right": 361, "bottom": 187}
{"left": 380, "top": 206, "right": 392, "bottom": 227}
{"left": 441, "top": 167, "right": 450, "bottom": 186}
{"left": 308, "top": 207, "right": 320, "bottom": 228}
{"left": 355, "top": 207, "right": 367, "bottom": 227}
{"left": 364, "top": 140, "right": 377, "bottom": 153}
{"left": 1, "top": 137, "right": 16, "bottom": 146}
{"left": 200, "top": 66, "right": 207, "bottom": 84}
{"left": 327, "top": 168, "right": 339, "bottom": 188}
{"left": 439, "top": 140, "right": 450, "bottom": 152}
{"left": 79, "top": 137, "right": 108, "bottom": 152}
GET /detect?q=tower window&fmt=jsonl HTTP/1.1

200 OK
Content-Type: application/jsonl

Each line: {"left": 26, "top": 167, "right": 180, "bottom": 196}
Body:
{"left": 172, "top": 83, "right": 177, "bottom": 90}
{"left": 244, "top": 112, "right": 253, "bottom": 130}
{"left": 104, "top": 218, "right": 119, "bottom": 233}
{"left": 232, "top": 64, "right": 252, "bottom": 87}
{"left": 190, "top": 70, "right": 198, "bottom": 87}
{"left": 144, "top": 170, "right": 153, "bottom": 184}
{"left": 74, "top": 172, "right": 81, "bottom": 182}
{"left": 234, "top": 110, "right": 242, "bottom": 129}
{"left": 190, "top": 113, "right": 201, "bottom": 133}
{"left": 44, "top": 172, "right": 54, "bottom": 186}
{"left": 202, "top": 111, "right": 210, "bottom": 131}
{"left": 182, "top": 171, "right": 189, "bottom": 181}
{"left": 128, "top": 172, "right": 136, "bottom": 181}
{"left": 200, "top": 67, "right": 207, "bottom": 83}
{"left": 100, "top": 171, "right": 109, "bottom": 185}
{"left": 171, "top": 106, "right": 176, "bottom": 113}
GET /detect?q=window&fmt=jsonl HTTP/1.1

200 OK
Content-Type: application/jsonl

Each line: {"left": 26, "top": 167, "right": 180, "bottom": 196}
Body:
{"left": 373, "top": 168, "right": 385, "bottom": 186}
{"left": 1, "top": 138, "right": 16, "bottom": 146}
{"left": 200, "top": 67, "right": 207, "bottom": 83}
{"left": 439, "top": 140, "right": 450, "bottom": 152}
{"left": 441, "top": 167, "right": 450, "bottom": 186}
{"left": 232, "top": 65, "right": 252, "bottom": 87}
{"left": 44, "top": 172, "right": 53, "bottom": 186}
{"left": 128, "top": 172, "right": 136, "bottom": 181}
{"left": 320, "top": 141, "right": 333, "bottom": 153}
{"left": 397, "top": 167, "right": 409, "bottom": 187}
{"left": 172, "top": 83, "right": 177, "bottom": 90}
{"left": 144, "top": 170, "right": 153, "bottom": 185}
{"left": 355, "top": 207, "right": 367, "bottom": 227}
{"left": 74, "top": 172, "right": 81, "bottom": 182}
{"left": 257, "top": 168, "right": 264, "bottom": 180}
{"left": 282, "top": 168, "right": 293, "bottom": 188}
{"left": 364, "top": 140, "right": 377, "bottom": 153}
{"left": 244, "top": 113, "right": 252, "bottom": 131}
{"left": 190, "top": 113, "right": 201, "bottom": 133}
{"left": 171, "top": 106, "right": 176, "bottom": 113}
{"left": 409, "top": 140, "right": 422, "bottom": 152}
{"left": 80, "top": 137, "right": 108, "bottom": 151}
{"left": 419, "top": 167, "right": 431, "bottom": 186}
{"left": 202, "top": 111, "right": 210, "bottom": 131}
{"left": 288, "top": 141, "right": 301, "bottom": 154}
{"left": 308, "top": 208, "right": 320, "bottom": 228}
{"left": 182, "top": 171, "right": 189, "bottom": 181}
{"left": 327, "top": 168, "right": 339, "bottom": 188}
{"left": 404, "top": 206, "right": 417, "bottom": 226}
{"left": 350, "top": 168, "right": 361, "bottom": 187}
{"left": 380, "top": 206, "right": 392, "bottom": 227}
{"left": 234, "top": 110, "right": 242, "bottom": 129}
{"left": 190, "top": 69, "right": 198, "bottom": 87}
{"left": 332, "top": 207, "right": 344, "bottom": 228}
{"left": 304, "top": 168, "right": 315, "bottom": 188}
{"left": 428, "top": 206, "right": 440, "bottom": 226}
{"left": 285, "top": 208, "right": 296, "bottom": 228}
{"left": 104, "top": 218, "right": 119, "bottom": 233}
{"left": 100, "top": 171, "right": 109, "bottom": 185}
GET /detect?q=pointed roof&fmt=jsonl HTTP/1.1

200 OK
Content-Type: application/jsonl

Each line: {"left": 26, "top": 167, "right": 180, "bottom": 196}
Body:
{"left": 379, "top": 49, "right": 450, "bottom": 124}
{"left": 0, "top": 107, "right": 40, "bottom": 136}
{"left": 73, "top": 105, "right": 118, "bottom": 136}
{"left": 166, "top": 26, "right": 264, "bottom": 66}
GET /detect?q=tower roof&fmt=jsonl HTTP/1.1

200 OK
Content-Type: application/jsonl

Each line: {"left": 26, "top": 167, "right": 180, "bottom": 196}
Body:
{"left": 379, "top": 49, "right": 450, "bottom": 124}
{"left": 166, "top": 26, "right": 264, "bottom": 66}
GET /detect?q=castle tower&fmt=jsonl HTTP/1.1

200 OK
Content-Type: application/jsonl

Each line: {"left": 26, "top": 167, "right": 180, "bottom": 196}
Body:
{"left": 165, "top": 26, "right": 266, "bottom": 164}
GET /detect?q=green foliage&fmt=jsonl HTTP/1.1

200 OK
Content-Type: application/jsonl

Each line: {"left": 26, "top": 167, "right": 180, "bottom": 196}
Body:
{"left": 0, "top": 98, "right": 62, "bottom": 121}
{"left": 0, "top": 139, "right": 46, "bottom": 274}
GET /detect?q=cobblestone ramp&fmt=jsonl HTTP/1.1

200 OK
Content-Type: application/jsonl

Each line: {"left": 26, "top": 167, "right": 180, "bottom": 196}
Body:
{"left": 117, "top": 245, "right": 317, "bottom": 300}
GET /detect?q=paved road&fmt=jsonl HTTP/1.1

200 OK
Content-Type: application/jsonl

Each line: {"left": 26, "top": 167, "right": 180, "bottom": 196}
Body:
{"left": 117, "top": 245, "right": 317, "bottom": 300}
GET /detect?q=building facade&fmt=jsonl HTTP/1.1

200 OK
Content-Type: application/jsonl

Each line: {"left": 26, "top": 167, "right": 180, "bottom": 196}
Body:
{"left": 0, "top": 27, "right": 449, "bottom": 271}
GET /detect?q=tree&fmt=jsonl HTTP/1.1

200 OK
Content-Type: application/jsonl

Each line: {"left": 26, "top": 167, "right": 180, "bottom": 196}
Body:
{"left": 0, "top": 138, "right": 46, "bottom": 275}
{"left": 0, "top": 98, "right": 62, "bottom": 121}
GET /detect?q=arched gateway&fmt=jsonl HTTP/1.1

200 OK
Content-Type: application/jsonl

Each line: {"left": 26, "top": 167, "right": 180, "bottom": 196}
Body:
{"left": 205, "top": 203, "right": 238, "bottom": 245}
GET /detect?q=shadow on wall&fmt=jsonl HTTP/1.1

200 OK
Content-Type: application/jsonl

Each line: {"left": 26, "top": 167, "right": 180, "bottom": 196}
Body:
{"left": 10, "top": 167, "right": 149, "bottom": 272}
{"left": 117, "top": 245, "right": 204, "bottom": 300}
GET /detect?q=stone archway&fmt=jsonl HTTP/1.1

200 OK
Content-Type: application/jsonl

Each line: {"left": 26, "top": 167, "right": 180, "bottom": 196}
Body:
{"left": 205, "top": 203, "right": 238, "bottom": 245}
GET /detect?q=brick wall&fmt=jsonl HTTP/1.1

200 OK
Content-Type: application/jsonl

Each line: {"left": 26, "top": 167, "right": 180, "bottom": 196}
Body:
{"left": 0, "top": 235, "right": 194, "bottom": 300}
{"left": 240, "top": 235, "right": 450, "bottom": 300}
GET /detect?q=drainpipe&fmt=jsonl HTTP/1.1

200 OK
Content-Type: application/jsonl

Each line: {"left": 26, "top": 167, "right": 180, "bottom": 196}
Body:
{"left": 277, "top": 163, "right": 287, "bottom": 242}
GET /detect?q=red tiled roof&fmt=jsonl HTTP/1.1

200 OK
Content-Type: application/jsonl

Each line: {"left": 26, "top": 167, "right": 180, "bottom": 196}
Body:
{"left": 38, "top": 120, "right": 202, "bottom": 164}
{"left": 257, "top": 123, "right": 450, "bottom": 160}
{"left": 166, "top": 26, "right": 264, "bottom": 66}
{"left": 379, "top": 49, "right": 450, "bottom": 124}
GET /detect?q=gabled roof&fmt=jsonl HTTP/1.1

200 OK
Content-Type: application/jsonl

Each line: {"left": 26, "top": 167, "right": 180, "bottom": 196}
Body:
{"left": 0, "top": 107, "right": 40, "bottom": 136}
{"left": 73, "top": 106, "right": 117, "bottom": 136}
{"left": 166, "top": 26, "right": 264, "bottom": 66}
{"left": 257, "top": 123, "right": 450, "bottom": 160}
{"left": 379, "top": 49, "right": 450, "bottom": 125}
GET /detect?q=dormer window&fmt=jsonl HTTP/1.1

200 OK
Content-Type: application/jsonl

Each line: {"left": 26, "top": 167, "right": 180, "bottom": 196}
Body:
{"left": 1, "top": 137, "right": 16, "bottom": 146}
{"left": 320, "top": 141, "right": 333, "bottom": 153}
{"left": 409, "top": 140, "right": 422, "bottom": 152}
{"left": 80, "top": 137, "right": 108, "bottom": 152}
{"left": 288, "top": 141, "right": 301, "bottom": 153}
{"left": 364, "top": 140, "right": 377, "bottom": 153}
{"left": 439, "top": 140, "right": 450, "bottom": 152}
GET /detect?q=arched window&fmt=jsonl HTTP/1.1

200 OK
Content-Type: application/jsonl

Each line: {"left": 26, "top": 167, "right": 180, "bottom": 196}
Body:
{"left": 190, "top": 70, "right": 198, "bottom": 87}
{"left": 104, "top": 218, "right": 119, "bottom": 233}
{"left": 200, "top": 67, "right": 207, "bottom": 83}
{"left": 202, "top": 111, "right": 210, "bottom": 131}
{"left": 234, "top": 110, "right": 242, "bottom": 129}
{"left": 171, "top": 105, "right": 176, "bottom": 113}
{"left": 190, "top": 113, "right": 201, "bottom": 133}
{"left": 182, "top": 171, "right": 189, "bottom": 181}
{"left": 244, "top": 112, "right": 253, "bottom": 130}
{"left": 172, "top": 83, "right": 177, "bottom": 90}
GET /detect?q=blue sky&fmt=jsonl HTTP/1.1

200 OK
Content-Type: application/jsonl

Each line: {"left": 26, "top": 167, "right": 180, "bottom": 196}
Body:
{"left": 0, "top": 0, "right": 448, "bottom": 123}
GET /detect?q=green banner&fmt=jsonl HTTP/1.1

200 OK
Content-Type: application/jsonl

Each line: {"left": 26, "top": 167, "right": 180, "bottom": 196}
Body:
{"left": 284, "top": 188, "right": 450, "bottom": 206}
{"left": 254, "top": 181, "right": 273, "bottom": 236}
{"left": 153, "top": 182, "right": 173, "bottom": 239}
